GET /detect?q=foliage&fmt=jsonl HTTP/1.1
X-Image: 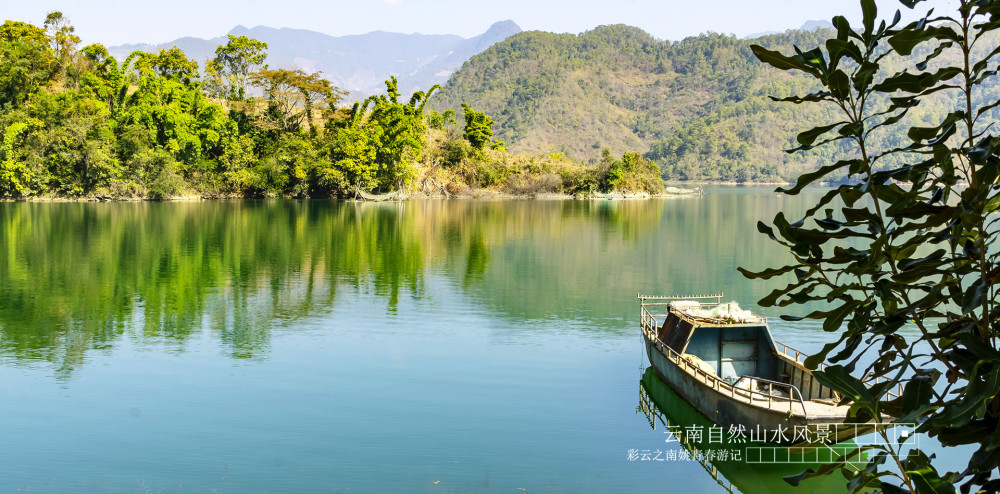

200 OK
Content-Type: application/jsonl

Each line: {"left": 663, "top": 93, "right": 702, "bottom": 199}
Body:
{"left": 422, "top": 129, "right": 662, "bottom": 196}
{"left": 743, "top": 1, "right": 1000, "bottom": 492}
{"left": 0, "top": 14, "right": 664, "bottom": 199}
{"left": 461, "top": 103, "right": 495, "bottom": 150}
{"left": 426, "top": 109, "right": 456, "bottom": 130}
{"left": 358, "top": 77, "right": 437, "bottom": 191}
{"left": 0, "top": 21, "right": 54, "bottom": 108}
{"left": 598, "top": 149, "right": 663, "bottom": 193}
{"left": 251, "top": 67, "right": 343, "bottom": 134}
{"left": 0, "top": 119, "right": 39, "bottom": 196}
{"left": 204, "top": 34, "right": 268, "bottom": 101}
{"left": 319, "top": 124, "right": 378, "bottom": 192}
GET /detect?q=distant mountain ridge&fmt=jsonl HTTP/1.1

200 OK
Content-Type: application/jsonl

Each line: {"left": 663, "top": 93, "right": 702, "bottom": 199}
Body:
{"left": 108, "top": 20, "right": 522, "bottom": 99}
{"left": 744, "top": 20, "right": 834, "bottom": 40}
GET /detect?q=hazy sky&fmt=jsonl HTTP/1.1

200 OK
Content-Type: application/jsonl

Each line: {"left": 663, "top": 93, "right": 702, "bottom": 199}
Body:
{"left": 2, "top": 0, "right": 954, "bottom": 46}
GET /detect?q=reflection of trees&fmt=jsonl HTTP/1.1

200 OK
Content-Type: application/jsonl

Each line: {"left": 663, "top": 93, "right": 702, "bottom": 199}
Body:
{"left": 0, "top": 192, "right": 814, "bottom": 377}
{"left": 0, "top": 201, "right": 428, "bottom": 375}
{"left": 452, "top": 191, "right": 833, "bottom": 328}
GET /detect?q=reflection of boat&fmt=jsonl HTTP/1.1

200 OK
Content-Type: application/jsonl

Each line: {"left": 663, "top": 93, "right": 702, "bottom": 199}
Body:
{"left": 354, "top": 186, "right": 407, "bottom": 202}
{"left": 590, "top": 186, "right": 702, "bottom": 200}
{"left": 637, "top": 367, "right": 852, "bottom": 493}
{"left": 664, "top": 186, "right": 702, "bottom": 196}
{"left": 639, "top": 294, "right": 884, "bottom": 445}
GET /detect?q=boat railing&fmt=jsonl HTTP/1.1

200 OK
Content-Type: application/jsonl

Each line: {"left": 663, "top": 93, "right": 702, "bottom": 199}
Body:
{"left": 640, "top": 306, "right": 661, "bottom": 335}
{"left": 862, "top": 373, "right": 905, "bottom": 401}
{"left": 730, "top": 375, "right": 810, "bottom": 416}
{"left": 773, "top": 340, "right": 904, "bottom": 400}
{"left": 773, "top": 340, "right": 826, "bottom": 370}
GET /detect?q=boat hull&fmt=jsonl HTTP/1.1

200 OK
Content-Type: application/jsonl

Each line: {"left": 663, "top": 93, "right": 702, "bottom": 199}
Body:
{"left": 644, "top": 335, "right": 849, "bottom": 444}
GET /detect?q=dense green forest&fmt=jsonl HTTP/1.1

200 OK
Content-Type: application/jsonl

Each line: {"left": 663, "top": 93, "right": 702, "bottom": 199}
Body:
{"left": 434, "top": 24, "right": 1000, "bottom": 181}
{"left": 0, "top": 13, "right": 663, "bottom": 200}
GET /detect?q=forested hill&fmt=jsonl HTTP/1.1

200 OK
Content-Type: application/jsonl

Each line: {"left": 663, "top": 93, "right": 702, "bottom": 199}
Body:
{"left": 432, "top": 25, "right": 992, "bottom": 181}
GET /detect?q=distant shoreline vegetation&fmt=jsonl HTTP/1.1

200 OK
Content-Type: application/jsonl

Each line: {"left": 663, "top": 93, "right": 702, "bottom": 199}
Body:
{"left": 0, "top": 13, "right": 665, "bottom": 201}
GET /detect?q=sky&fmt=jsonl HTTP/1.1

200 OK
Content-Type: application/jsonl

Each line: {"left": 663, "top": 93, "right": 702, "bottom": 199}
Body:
{"left": 0, "top": 0, "right": 955, "bottom": 47}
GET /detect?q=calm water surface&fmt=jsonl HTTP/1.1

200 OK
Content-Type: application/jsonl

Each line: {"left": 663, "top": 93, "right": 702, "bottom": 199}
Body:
{"left": 0, "top": 189, "right": 959, "bottom": 493}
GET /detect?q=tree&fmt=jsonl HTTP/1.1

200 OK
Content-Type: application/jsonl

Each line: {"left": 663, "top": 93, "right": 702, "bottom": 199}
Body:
{"left": 0, "top": 20, "right": 48, "bottom": 46}
{"left": 461, "top": 103, "right": 494, "bottom": 150}
{"left": 0, "top": 119, "right": 41, "bottom": 196}
{"left": 744, "top": 1, "right": 1000, "bottom": 492}
{"left": 0, "top": 20, "right": 54, "bottom": 108}
{"left": 250, "top": 68, "right": 343, "bottom": 135}
{"left": 205, "top": 35, "right": 268, "bottom": 101}
{"left": 358, "top": 77, "right": 438, "bottom": 191}
{"left": 319, "top": 124, "right": 378, "bottom": 192}
{"left": 426, "top": 109, "right": 456, "bottom": 130}
{"left": 598, "top": 149, "right": 663, "bottom": 193}
{"left": 140, "top": 47, "right": 199, "bottom": 86}
{"left": 43, "top": 11, "right": 79, "bottom": 76}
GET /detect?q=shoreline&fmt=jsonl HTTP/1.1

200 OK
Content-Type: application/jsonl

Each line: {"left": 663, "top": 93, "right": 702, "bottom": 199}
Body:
{"left": 2, "top": 190, "right": 704, "bottom": 203}
{"left": 1, "top": 181, "right": 849, "bottom": 203}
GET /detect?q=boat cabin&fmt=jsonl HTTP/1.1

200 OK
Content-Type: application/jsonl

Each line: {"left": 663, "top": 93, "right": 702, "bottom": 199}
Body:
{"left": 646, "top": 296, "right": 838, "bottom": 402}
{"left": 658, "top": 309, "right": 779, "bottom": 383}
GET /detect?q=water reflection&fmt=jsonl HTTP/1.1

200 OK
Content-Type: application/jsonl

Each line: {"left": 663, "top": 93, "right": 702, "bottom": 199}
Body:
{"left": 0, "top": 192, "right": 823, "bottom": 378}
{"left": 637, "top": 367, "right": 850, "bottom": 493}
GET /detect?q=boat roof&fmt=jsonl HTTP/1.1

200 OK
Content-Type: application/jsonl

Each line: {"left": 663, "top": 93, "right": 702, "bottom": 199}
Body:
{"left": 646, "top": 298, "right": 774, "bottom": 355}
{"left": 667, "top": 300, "right": 767, "bottom": 327}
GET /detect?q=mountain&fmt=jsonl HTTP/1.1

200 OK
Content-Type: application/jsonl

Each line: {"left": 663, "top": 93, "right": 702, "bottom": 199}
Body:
{"left": 745, "top": 20, "right": 834, "bottom": 39}
{"left": 799, "top": 19, "right": 835, "bottom": 31}
{"left": 431, "top": 25, "right": 837, "bottom": 179}
{"left": 432, "top": 24, "right": 992, "bottom": 181}
{"left": 108, "top": 21, "right": 521, "bottom": 99}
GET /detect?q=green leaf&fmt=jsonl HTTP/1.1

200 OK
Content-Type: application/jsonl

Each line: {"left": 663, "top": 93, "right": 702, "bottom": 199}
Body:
{"left": 900, "top": 375, "right": 934, "bottom": 417}
{"left": 796, "top": 122, "right": 846, "bottom": 146}
{"left": 778, "top": 161, "right": 849, "bottom": 195}
{"left": 832, "top": 16, "right": 853, "bottom": 41}
{"left": 750, "top": 45, "right": 820, "bottom": 76}
{"left": 874, "top": 67, "right": 962, "bottom": 94}
{"left": 916, "top": 41, "right": 953, "bottom": 70}
{"left": 814, "top": 365, "right": 874, "bottom": 403}
{"left": 828, "top": 69, "right": 851, "bottom": 99}
{"left": 880, "top": 481, "right": 910, "bottom": 494}
{"left": 823, "top": 300, "right": 858, "bottom": 332}
{"left": 961, "top": 281, "right": 986, "bottom": 314}
{"left": 801, "top": 333, "right": 850, "bottom": 370}
{"left": 861, "top": 0, "right": 877, "bottom": 37}
{"left": 903, "top": 450, "right": 957, "bottom": 494}
{"left": 889, "top": 26, "right": 958, "bottom": 55}
{"left": 936, "top": 419, "right": 998, "bottom": 447}
{"left": 783, "top": 468, "right": 816, "bottom": 486}
{"left": 737, "top": 265, "right": 797, "bottom": 280}
{"left": 853, "top": 61, "right": 880, "bottom": 92}
{"left": 826, "top": 38, "right": 862, "bottom": 64}
{"left": 899, "top": 249, "right": 946, "bottom": 270}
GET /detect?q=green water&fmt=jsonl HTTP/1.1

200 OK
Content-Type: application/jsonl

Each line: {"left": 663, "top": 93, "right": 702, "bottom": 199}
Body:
{"left": 0, "top": 189, "right": 946, "bottom": 493}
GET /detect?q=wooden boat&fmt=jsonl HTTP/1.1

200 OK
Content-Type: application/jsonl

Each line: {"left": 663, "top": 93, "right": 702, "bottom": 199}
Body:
{"left": 639, "top": 293, "right": 889, "bottom": 445}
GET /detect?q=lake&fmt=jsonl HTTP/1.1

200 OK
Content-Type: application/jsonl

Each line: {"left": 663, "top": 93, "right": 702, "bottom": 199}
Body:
{"left": 0, "top": 188, "right": 960, "bottom": 493}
